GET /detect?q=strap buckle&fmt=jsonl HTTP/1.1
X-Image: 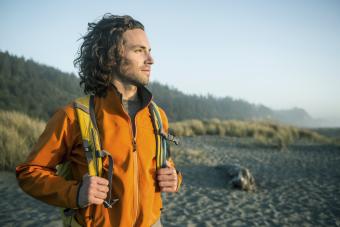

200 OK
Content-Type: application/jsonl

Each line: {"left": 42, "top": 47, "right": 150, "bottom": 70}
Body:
{"left": 103, "top": 198, "right": 119, "bottom": 208}
{"left": 156, "top": 129, "right": 179, "bottom": 145}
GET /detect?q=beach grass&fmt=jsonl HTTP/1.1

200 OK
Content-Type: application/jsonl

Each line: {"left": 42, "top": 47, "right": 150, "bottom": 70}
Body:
{"left": 0, "top": 110, "right": 45, "bottom": 171}
{"left": 169, "top": 118, "right": 337, "bottom": 149}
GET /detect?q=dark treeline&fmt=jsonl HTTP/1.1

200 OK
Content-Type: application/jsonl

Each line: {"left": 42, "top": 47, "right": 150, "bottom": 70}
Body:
{"left": 0, "top": 51, "right": 83, "bottom": 120}
{"left": 148, "top": 82, "right": 277, "bottom": 122}
{"left": 149, "top": 82, "right": 313, "bottom": 124}
{"left": 0, "top": 51, "right": 312, "bottom": 125}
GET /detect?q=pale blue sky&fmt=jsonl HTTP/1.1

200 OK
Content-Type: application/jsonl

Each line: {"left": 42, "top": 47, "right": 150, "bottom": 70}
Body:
{"left": 1, "top": 0, "right": 339, "bottom": 122}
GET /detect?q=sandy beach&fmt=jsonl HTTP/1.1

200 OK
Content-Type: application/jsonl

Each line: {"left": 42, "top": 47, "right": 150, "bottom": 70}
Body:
{"left": 1, "top": 135, "right": 339, "bottom": 226}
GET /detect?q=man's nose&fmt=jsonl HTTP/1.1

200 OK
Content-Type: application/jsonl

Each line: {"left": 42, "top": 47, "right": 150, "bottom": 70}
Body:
{"left": 146, "top": 53, "right": 154, "bottom": 65}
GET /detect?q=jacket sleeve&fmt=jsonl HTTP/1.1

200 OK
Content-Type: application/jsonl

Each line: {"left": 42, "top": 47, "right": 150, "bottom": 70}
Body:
{"left": 159, "top": 108, "right": 183, "bottom": 192}
{"left": 16, "top": 107, "right": 80, "bottom": 208}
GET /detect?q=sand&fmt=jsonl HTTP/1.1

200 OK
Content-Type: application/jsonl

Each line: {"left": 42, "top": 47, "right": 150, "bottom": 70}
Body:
{"left": 1, "top": 135, "right": 339, "bottom": 226}
{"left": 0, "top": 171, "right": 62, "bottom": 227}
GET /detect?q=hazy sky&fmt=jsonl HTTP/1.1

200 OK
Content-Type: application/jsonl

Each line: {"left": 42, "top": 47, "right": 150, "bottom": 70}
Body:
{"left": 1, "top": 0, "right": 339, "bottom": 121}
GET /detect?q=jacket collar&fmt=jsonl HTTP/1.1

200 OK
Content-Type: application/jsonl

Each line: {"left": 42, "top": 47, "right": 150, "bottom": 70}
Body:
{"left": 112, "top": 84, "right": 152, "bottom": 107}
{"left": 100, "top": 84, "right": 153, "bottom": 115}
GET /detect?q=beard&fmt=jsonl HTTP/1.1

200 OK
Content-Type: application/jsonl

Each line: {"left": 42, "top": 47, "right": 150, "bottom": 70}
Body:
{"left": 114, "top": 59, "right": 150, "bottom": 87}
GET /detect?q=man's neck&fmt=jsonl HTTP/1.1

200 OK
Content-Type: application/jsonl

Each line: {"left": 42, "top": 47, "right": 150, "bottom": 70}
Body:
{"left": 112, "top": 79, "right": 138, "bottom": 101}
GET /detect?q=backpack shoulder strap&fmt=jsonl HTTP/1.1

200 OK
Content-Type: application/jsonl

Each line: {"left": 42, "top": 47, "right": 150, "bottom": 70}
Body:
{"left": 73, "top": 95, "right": 117, "bottom": 208}
{"left": 74, "top": 95, "right": 103, "bottom": 176}
{"left": 149, "top": 101, "right": 169, "bottom": 169}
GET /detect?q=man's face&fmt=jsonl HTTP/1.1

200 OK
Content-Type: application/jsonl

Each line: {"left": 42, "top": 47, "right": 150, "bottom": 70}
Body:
{"left": 116, "top": 29, "right": 154, "bottom": 86}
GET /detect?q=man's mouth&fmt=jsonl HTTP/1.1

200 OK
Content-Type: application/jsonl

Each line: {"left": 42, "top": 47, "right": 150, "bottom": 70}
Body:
{"left": 141, "top": 68, "right": 151, "bottom": 73}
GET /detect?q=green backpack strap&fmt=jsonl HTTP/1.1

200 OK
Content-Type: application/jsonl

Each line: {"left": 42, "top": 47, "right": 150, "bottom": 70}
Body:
{"left": 74, "top": 95, "right": 117, "bottom": 208}
{"left": 149, "top": 101, "right": 179, "bottom": 169}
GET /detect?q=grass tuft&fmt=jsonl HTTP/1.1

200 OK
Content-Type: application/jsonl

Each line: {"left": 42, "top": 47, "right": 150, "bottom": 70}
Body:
{"left": 0, "top": 110, "right": 45, "bottom": 170}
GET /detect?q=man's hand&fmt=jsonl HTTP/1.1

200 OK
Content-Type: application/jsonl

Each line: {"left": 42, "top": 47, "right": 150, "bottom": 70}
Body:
{"left": 78, "top": 174, "right": 109, "bottom": 207}
{"left": 156, "top": 161, "right": 178, "bottom": 192}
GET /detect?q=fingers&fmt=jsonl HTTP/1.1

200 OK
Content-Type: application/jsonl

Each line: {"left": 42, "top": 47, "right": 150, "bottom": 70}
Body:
{"left": 83, "top": 174, "right": 109, "bottom": 186}
{"left": 78, "top": 174, "right": 109, "bottom": 207}
{"left": 88, "top": 186, "right": 108, "bottom": 204}
{"left": 158, "top": 180, "right": 177, "bottom": 187}
{"left": 94, "top": 176, "right": 109, "bottom": 186}
{"left": 160, "top": 186, "right": 177, "bottom": 192}
{"left": 157, "top": 167, "right": 176, "bottom": 175}
{"left": 157, "top": 172, "right": 177, "bottom": 181}
{"left": 158, "top": 174, "right": 177, "bottom": 192}
{"left": 156, "top": 165, "right": 178, "bottom": 193}
{"left": 157, "top": 166, "right": 177, "bottom": 182}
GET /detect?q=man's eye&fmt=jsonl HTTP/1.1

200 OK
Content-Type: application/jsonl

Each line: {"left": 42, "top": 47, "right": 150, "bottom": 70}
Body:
{"left": 135, "top": 49, "right": 143, "bottom": 53}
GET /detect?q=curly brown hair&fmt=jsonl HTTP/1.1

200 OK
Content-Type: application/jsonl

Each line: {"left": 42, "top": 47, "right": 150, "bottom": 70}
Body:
{"left": 74, "top": 14, "right": 144, "bottom": 97}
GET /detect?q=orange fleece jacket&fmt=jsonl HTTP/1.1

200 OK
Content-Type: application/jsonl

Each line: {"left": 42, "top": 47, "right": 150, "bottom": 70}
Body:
{"left": 16, "top": 86, "right": 182, "bottom": 227}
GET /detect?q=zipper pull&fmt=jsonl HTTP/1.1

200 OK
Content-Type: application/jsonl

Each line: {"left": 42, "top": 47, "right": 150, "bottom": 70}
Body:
{"left": 132, "top": 139, "right": 137, "bottom": 152}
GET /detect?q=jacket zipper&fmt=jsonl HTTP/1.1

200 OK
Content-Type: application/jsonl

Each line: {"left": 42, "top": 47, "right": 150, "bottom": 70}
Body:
{"left": 121, "top": 105, "right": 140, "bottom": 226}
{"left": 132, "top": 138, "right": 139, "bottom": 226}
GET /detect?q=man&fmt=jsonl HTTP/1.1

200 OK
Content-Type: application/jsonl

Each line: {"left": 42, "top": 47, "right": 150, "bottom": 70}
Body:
{"left": 16, "top": 14, "right": 182, "bottom": 227}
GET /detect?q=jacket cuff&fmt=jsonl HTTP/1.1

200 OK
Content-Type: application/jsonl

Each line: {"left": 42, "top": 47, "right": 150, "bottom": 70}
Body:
{"left": 68, "top": 182, "right": 82, "bottom": 209}
{"left": 76, "top": 180, "right": 83, "bottom": 208}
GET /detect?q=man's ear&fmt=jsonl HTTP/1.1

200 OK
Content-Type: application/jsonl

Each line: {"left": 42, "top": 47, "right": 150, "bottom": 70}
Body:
{"left": 107, "top": 60, "right": 117, "bottom": 68}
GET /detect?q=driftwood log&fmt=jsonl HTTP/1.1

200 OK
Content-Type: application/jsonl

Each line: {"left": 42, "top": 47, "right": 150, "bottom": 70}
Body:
{"left": 216, "top": 164, "right": 256, "bottom": 191}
